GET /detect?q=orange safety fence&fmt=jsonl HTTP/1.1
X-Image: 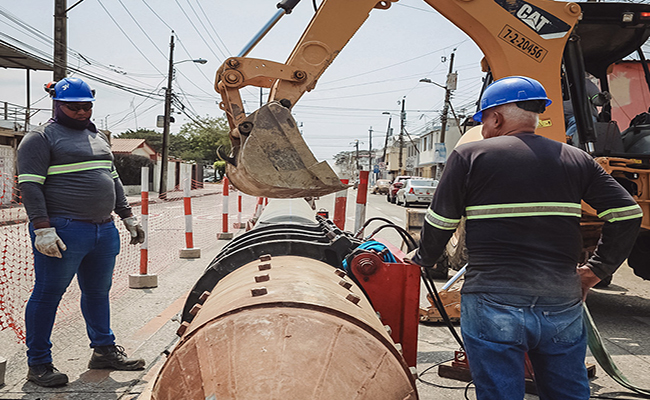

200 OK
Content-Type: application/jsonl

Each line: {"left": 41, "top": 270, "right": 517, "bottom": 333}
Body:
{"left": 0, "top": 178, "right": 258, "bottom": 342}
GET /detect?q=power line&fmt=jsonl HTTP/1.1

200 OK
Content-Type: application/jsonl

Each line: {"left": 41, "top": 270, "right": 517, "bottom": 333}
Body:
{"left": 116, "top": 0, "right": 168, "bottom": 61}
{"left": 184, "top": 0, "right": 229, "bottom": 60}
{"left": 96, "top": 0, "right": 165, "bottom": 75}
{"left": 173, "top": 0, "right": 224, "bottom": 62}
{"left": 193, "top": 0, "right": 232, "bottom": 56}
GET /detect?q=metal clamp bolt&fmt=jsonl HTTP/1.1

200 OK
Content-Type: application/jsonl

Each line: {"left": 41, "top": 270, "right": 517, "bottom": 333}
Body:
{"left": 338, "top": 279, "right": 352, "bottom": 290}
{"left": 189, "top": 304, "right": 202, "bottom": 316}
{"left": 346, "top": 293, "right": 361, "bottom": 305}
{"left": 334, "top": 269, "right": 347, "bottom": 278}
{"left": 258, "top": 263, "right": 272, "bottom": 271}
{"left": 199, "top": 291, "right": 211, "bottom": 302}
{"left": 176, "top": 321, "right": 190, "bottom": 337}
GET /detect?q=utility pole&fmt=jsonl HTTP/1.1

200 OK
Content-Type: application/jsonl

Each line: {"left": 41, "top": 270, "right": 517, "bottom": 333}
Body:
{"left": 399, "top": 97, "right": 406, "bottom": 175}
{"left": 53, "top": 0, "right": 67, "bottom": 81}
{"left": 382, "top": 113, "right": 392, "bottom": 167}
{"left": 439, "top": 51, "right": 455, "bottom": 144}
{"left": 437, "top": 50, "right": 456, "bottom": 179}
{"left": 159, "top": 32, "right": 175, "bottom": 199}
{"left": 368, "top": 126, "right": 373, "bottom": 172}
{"left": 354, "top": 140, "right": 360, "bottom": 171}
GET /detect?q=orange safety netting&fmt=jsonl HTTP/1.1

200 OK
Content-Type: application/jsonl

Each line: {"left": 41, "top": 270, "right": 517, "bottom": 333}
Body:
{"left": 0, "top": 179, "right": 258, "bottom": 342}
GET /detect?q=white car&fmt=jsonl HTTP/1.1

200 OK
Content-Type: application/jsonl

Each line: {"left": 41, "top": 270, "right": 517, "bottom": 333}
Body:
{"left": 396, "top": 178, "right": 438, "bottom": 207}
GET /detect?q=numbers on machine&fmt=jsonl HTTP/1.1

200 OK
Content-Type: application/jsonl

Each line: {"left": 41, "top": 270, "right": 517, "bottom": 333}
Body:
{"left": 498, "top": 24, "right": 548, "bottom": 62}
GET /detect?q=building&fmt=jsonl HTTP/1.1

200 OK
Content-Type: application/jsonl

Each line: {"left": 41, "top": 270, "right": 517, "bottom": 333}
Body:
{"left": 415, "top": 119, "right": 463, "bottom": 178}
{"left": 111, "top": 138, "right": 157, "bottom": 160}
{"left": 0, "top": 40, "right": 53, "bottom": 205}
{"left": 380, "top": 118, "right": 465, "bottom": 181}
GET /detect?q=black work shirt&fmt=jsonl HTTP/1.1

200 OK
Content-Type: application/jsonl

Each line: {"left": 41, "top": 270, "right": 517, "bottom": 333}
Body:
{"left": 413, "top": 132, "right": 642, "bottom": 297}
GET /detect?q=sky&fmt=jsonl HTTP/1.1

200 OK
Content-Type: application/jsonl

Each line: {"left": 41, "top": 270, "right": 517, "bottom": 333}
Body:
{"left": 0, "top": 0, "right": 489, "bottom": 162}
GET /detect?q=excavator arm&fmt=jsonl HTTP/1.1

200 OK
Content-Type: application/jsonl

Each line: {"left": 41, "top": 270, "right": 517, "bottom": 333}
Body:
{"left": 215, "top": 0, "right": 581, "bottom": 198}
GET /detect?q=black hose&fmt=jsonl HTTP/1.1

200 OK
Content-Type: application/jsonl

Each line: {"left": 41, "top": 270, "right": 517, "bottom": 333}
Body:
{"left": 355, "top": 216, "right": 397, "bottom": 237}
{"left": 421, "top": 268, "right": 465, "bottom": 350}
{"left": 365, "top": 224, "right": 418, "bottom": 252}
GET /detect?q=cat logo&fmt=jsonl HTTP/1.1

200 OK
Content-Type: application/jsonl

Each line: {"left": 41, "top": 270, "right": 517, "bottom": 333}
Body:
{"left": 516, "top": 4, "right": 551, "bottom": 32}
{"left": 494, "top": 0, "right": 571, "bottom": 40}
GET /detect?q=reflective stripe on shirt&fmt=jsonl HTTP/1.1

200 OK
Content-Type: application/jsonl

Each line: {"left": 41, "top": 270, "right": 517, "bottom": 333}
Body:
{"left": 18, "top": 174, "right": 46, "bottom": 184}
{"left": 598, "top": 204, "right": 643, "bottom": 222}
{"left": 47, "top": 160, "right": 113, "bottom": 176}
{"left": 425, "top": 208, "right": 461, "bottom": 230}
{"left": 465, "top": 202, "right": 582, "bottom": 220}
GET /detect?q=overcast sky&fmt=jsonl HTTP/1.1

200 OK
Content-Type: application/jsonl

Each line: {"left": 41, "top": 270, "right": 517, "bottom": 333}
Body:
{"left": 0, "top": 0, "right": 488, "bottom": 162}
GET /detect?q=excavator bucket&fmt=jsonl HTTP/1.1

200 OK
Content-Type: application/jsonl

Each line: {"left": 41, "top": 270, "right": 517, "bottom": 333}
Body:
{"left": 223, "top": 101, "right": 348, "bottom": 198}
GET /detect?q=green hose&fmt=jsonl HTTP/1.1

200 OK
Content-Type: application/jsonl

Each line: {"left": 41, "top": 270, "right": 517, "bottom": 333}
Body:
{"left": 583, "top": 303, "right": 650, "bottom": 397}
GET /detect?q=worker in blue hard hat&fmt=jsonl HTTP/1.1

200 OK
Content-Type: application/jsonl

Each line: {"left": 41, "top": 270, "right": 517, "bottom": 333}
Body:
{"left": 17, "top": 77, "right": 146, "bottom": 387}
{"left": 409, "top": 76, "right": 642, "bottom": 399}
{"left": 473, "top": 75, "right": 552, "bottom": 138}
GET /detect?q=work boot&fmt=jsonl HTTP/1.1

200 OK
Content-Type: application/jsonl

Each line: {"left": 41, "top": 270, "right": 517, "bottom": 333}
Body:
{"left": 88, "top": 345, "right": 145, "bottom": 370}
{"left": 27, "top": 363, "right": 69, "bottom": 387}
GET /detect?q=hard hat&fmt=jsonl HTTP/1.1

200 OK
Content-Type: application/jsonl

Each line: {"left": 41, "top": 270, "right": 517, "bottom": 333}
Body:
{"left": 473, "top": 76, "right": 551, "bottom": 122}
{"left": 51, "top": 77, "right": 96, "bottom": 102}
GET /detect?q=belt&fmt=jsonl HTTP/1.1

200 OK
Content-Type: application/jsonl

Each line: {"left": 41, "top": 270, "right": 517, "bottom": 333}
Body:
{"left": 74, "top": 217, "right": 114, "bottom": 224}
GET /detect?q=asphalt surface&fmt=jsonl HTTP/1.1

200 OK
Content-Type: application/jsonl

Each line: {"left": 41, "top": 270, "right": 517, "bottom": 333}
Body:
{"left": 0, "top": 188, "right": 648, "bottom": 399}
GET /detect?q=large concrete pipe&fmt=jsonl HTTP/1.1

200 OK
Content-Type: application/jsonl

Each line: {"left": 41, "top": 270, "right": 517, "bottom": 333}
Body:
{"left": 152, "top": 254, "right": 418, "bottom": 400}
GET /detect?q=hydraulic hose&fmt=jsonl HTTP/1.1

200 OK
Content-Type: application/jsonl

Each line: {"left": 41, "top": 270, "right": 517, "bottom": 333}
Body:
{"left": 421, "top": 268, "right": 465, "bottom": 350}
{"left": 584, "top": 304, "right": 650, "bottom": 397}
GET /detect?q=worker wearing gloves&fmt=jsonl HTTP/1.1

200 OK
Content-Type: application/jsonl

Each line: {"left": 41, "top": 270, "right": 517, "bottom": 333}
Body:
{"left": 410, "top": 76, "right": 642, "bottom": 399}
{"left": 17, "top": 77, "right": 146, "bottom": 388}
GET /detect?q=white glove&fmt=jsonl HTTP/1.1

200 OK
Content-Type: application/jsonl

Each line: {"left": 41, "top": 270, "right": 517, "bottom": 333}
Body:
{"left": 122, "top": 216, "right": 145, "bottom": 245}
{"left": 34, "top": 227, "right": 67, "bottom": 258}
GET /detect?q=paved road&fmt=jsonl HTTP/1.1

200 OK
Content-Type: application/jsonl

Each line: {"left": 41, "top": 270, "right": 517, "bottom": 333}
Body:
{"left": 1, "top": 188, "right": 648, "bottom": 399}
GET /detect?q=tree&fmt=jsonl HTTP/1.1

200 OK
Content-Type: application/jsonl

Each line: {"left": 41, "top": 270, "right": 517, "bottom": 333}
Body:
{"left": 177, "top": 116, "right": 231, "bottom": 164}
{"left": 333, "top": 150, "right": 356, "bottom": 179}
{"left": 115, "top": 116, "right": 230, "bottom": 164}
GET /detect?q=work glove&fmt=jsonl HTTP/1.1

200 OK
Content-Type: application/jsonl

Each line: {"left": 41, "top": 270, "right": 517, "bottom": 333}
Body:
{"left": 591, "top": 91, "right": 612, "bottom": 107}
{"left": 122, "top": 216, "right": 145, "bottom": 245}
{"left": 34, "top": 227, "right": 67, "bottom": 258}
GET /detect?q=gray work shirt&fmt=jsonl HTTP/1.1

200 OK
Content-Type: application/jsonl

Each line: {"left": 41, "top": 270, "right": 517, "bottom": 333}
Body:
{"left": 17, "top": 121, "right": 131, "bottom": 226}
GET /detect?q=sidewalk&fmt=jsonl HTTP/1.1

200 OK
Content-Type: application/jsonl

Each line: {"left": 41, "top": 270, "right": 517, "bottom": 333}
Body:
{"left": 0, "top": 226, "right": 239, "bottom": 400}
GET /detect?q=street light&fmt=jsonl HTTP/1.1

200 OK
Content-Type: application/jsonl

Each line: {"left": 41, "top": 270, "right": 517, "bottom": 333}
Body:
{"left": 159, "top": 31, "right": 207, "bottom": 199}
{"left": 175, "top": 58, "right": 208, "bottom": 65}
{"left": 419, "top": 78, "right": 445, "bottom": 89}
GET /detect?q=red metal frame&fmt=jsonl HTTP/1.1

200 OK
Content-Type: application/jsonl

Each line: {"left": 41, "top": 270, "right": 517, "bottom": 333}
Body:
{"left": 349, "top": 250, "right": 421, "bottom": 368}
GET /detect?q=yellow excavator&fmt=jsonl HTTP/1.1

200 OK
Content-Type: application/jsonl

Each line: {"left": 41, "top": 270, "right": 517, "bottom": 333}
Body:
{"left": 214, "top": 0, "right": 650, "bottom": 279}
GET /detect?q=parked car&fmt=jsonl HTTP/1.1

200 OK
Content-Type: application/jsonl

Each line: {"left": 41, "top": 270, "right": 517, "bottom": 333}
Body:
{"left": 396, "top": 178, "right": 438, "bottom": 207}
{"left": 371, "top": 179, "right": 391, "bottom": 195}
{"left": 387, "top": 175, "right": 411, "bottom": 203}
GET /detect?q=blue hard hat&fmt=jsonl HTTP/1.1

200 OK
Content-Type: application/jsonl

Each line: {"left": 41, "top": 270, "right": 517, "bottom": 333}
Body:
{"left": 52, "top": 77, "right": 95, "bottom": 102}
{"left": 473, "top": 76, "right": 551, "bottom": 122}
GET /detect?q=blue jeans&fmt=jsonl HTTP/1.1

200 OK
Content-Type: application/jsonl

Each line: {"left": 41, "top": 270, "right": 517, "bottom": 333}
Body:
{"left": 26, "top": 217, "right": 120, "bottom": 366}
{"left": 461, "top": 293, "right": 590, "bottom": 400}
